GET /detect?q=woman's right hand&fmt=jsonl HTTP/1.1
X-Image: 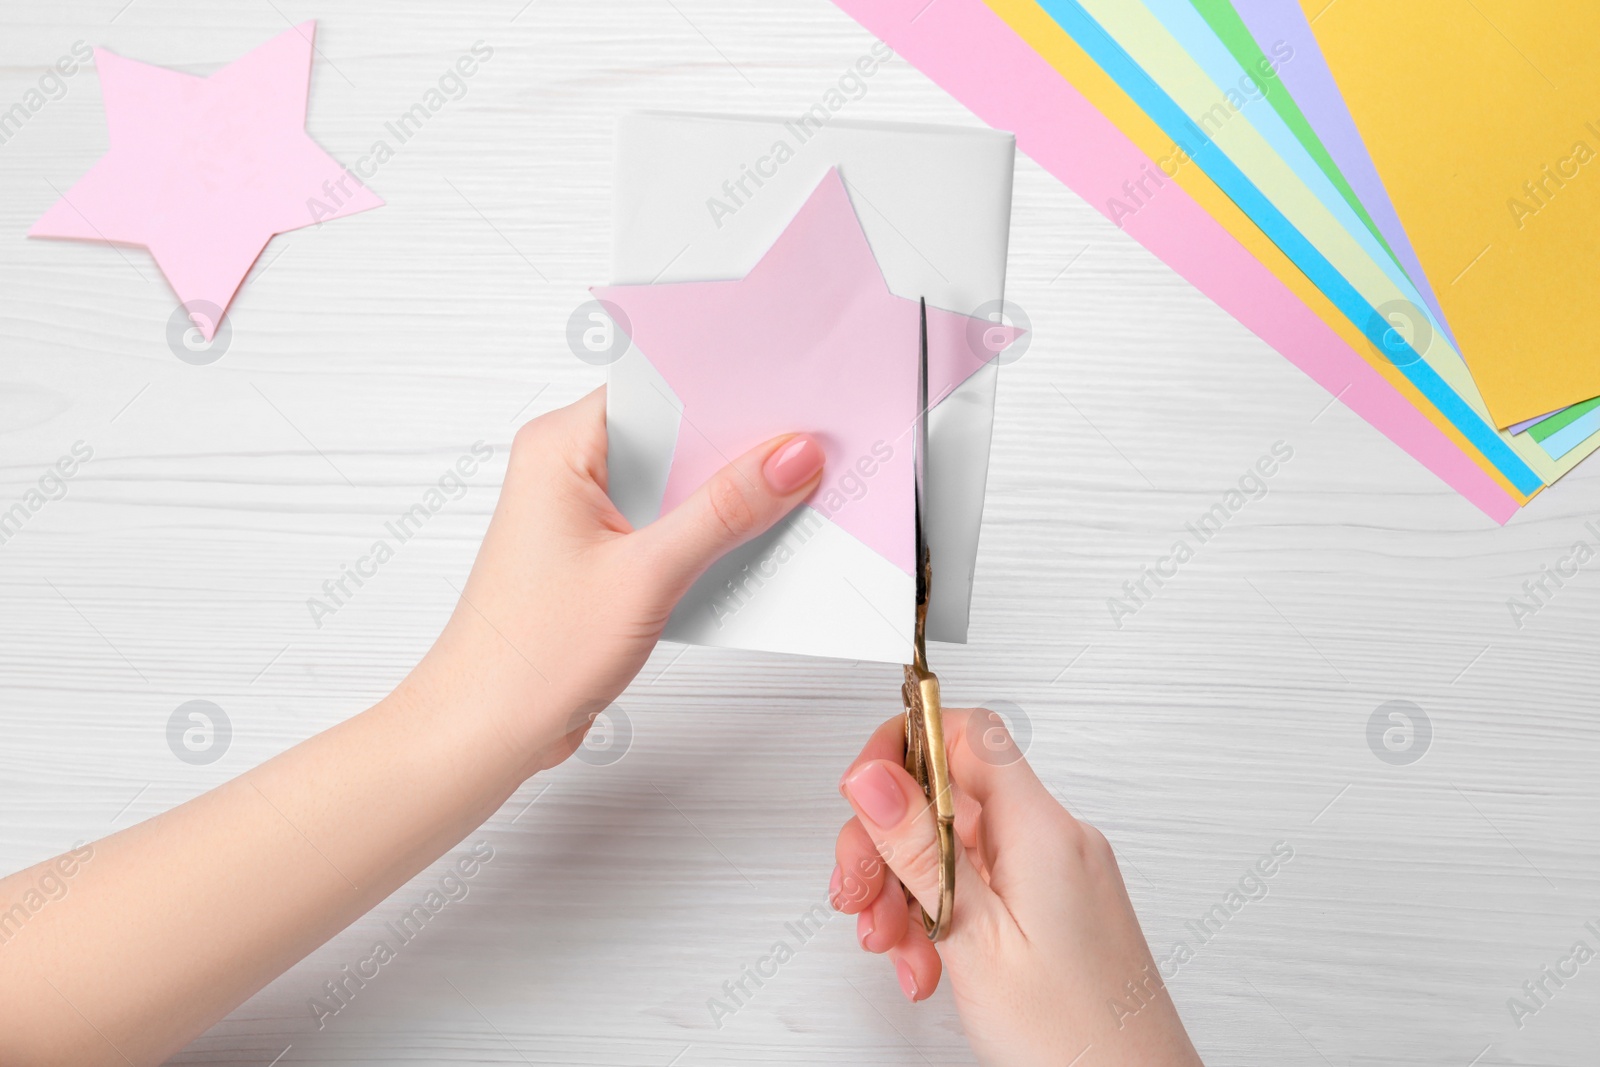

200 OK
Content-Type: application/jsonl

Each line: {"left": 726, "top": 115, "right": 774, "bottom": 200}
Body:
{"left": 831, "top": 708, "right": 1203, "bottom": 1066}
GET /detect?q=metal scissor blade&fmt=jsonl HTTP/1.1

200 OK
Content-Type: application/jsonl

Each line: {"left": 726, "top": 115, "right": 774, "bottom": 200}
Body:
{"left": 912, "top": 297, "right": 930, "bottom": 667}
{"left": 902, "top": 297, "right": 952, "bottom": 941}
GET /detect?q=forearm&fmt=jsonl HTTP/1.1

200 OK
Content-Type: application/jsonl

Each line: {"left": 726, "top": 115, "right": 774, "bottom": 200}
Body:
{"left": 0, "top": 667, "right": 544, "bottom": 1067}
{"left": 0, "top": 392, "right": 817, "bottom": 1065}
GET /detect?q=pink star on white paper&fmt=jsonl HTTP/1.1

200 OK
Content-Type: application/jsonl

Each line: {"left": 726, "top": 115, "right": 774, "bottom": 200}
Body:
{"left": 29, "top": 21, "right": 382, "bottom": 339}
{"left": 594, "top": 169, "right": 1022, "bottom": 575}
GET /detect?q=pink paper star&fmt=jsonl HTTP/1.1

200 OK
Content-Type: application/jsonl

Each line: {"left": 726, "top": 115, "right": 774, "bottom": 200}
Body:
{"left": 29, "top": 22, "right": 382, "bottom": 339}
{"left": 594, "top": 169, "right": 1021, "bottom": 575}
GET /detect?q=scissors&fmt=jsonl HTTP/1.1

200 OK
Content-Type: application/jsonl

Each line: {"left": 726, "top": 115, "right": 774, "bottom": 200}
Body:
{"left": 901, "top": 297, "right": 956, "bottom": 942}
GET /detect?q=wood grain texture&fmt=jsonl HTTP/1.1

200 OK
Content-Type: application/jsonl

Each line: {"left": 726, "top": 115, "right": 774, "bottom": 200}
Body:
{"left": 2, "top": 1, "right": 1599, "bottom": 1064}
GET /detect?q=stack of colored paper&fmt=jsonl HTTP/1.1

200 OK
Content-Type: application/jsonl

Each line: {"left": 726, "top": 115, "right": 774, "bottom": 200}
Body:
{"left": 833, "top": 0, "right": 1600, "bottom": 521}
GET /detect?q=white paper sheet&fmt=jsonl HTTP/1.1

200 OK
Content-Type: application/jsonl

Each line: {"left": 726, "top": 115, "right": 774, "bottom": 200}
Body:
{"left": 606, "top": 111, "right": 1016, "bottom": 663}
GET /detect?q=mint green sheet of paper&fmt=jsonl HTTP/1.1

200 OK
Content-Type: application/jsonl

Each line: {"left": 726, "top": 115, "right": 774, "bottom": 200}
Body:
{"left": 1530, "top": 396, "right": 1600, "bottom": 443}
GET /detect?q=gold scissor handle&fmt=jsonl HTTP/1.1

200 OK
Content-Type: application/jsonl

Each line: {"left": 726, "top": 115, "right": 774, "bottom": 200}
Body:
{"left": 902, "top": 663, "right": 955, "bottom": 941}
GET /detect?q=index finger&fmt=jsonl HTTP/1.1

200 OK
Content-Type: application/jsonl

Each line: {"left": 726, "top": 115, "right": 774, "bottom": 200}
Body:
{"left": 942, "top": 706, "right": 1055, "bottom": 813}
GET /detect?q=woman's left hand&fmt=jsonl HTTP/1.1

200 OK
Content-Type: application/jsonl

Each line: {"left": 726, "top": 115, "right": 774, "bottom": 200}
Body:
{"left": 408, "top": 387, "right": 827, "bottom": 776}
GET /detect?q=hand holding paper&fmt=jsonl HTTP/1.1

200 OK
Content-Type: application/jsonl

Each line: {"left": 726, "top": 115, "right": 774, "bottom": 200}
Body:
{"left": 429, "top": 390, "right": 829, "bottom": 747}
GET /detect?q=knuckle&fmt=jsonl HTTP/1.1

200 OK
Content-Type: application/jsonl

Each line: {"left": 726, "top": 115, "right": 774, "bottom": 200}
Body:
{"left": 1060, "top": 815, "right": 1115, "bottom": 870}
{"left": 1080, "top": 820, "right": 1112, "bottom": 858}
{"left": 705, "top": 474, "right": 760, "bottom": 540}
{"left": 512, "top": 410, "right": 551, "bottom": 448}
{"left": 954, "top": 884, "right": 1007, "bottom": 945}
{"left": 837, "top": 856, "right": 881, "bottom": 908}
{"left": 510, "top": 409, "right": 599, "bottom": 492}
{"left": 510, "top": 416, "right": 554, "bottom": 466}
{"left": 887, "top": 829, "right": 943, "bottom": 893}
{"left": 964, "top": 706, "right": 1016, "bottom": 759}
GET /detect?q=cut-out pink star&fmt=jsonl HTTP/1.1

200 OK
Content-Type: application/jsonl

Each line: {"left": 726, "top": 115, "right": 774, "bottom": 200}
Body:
{"left": 594, "top": 169, "right": 1021, "bottom": 575}
{"left": 29, "top": 22, "right": 382, "bottom": 339}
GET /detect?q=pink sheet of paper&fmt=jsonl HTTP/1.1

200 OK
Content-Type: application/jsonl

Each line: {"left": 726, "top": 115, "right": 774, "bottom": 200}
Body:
{"left": 29, "top": 22, "right": 381, "bottom": 338}
{"left": 593, "top": 169, "right": 1020, "bottom": 575}
{"left": 830, "top": 0, "right": 1517, "bottom": 523}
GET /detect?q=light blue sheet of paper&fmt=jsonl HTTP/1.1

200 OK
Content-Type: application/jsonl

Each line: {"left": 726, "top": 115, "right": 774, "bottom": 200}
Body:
{"left": 1539, "top": 409, "right": 1600, "bottom": 461}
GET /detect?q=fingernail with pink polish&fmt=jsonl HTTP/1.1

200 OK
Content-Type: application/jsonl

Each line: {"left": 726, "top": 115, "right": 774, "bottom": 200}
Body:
{"left": 844, "top": 762, "right": 907, "bottom": 827}
{"left": 857, "top": 911, "right": 875, "bottom": 949}
{"left": 829, "top": 864, "right": 843, "bottom": 908}
{"left": 763, "top": 435, "right": 825, "bottom": 494}
{"left": 895, "top": 957, "right": 919, "bottom": 1001}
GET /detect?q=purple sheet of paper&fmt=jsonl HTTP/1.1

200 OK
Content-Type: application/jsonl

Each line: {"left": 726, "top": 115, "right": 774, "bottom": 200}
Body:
{"left": 1508, "top": 409, "right": 1561, "bottom": 435}
{"left": 1230, "top": 0, "right": 1454, "bottom": 353}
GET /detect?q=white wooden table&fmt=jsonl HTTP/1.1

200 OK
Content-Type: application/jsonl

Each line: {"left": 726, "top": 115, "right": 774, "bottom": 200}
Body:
{"left": 3, "top": 2, "right": 1598, "bottom": 1063}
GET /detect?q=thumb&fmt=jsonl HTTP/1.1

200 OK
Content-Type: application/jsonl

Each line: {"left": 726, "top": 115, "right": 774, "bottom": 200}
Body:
{"left": 634, "top": 433, "right": 826, "bottom": 596}
{"left": 841, "top": 758, "right": 999, "bottom": 946}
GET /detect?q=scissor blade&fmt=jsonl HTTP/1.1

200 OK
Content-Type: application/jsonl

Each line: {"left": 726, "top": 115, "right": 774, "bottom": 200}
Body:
{"left": 912, "top": 298, "right": 930, "bottom": 654}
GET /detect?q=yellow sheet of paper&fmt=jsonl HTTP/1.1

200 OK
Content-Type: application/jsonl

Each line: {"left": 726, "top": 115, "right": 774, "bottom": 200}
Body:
{"left": 996, "top": 0, "right": 1597, "bottom": 489}
{"left": 1307, "top": 0, "right": 1600, "bottom": 426}
{"left": 1060, "top": 0, "right": 1600, "bottom": 486}
{"left": 982, "top": 0, "right": 1531, "bottom": 504}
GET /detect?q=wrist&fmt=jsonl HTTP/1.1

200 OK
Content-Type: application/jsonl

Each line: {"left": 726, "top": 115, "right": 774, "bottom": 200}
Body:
{"left": 390, "top": 639, "right": 571, "bottom": 786}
